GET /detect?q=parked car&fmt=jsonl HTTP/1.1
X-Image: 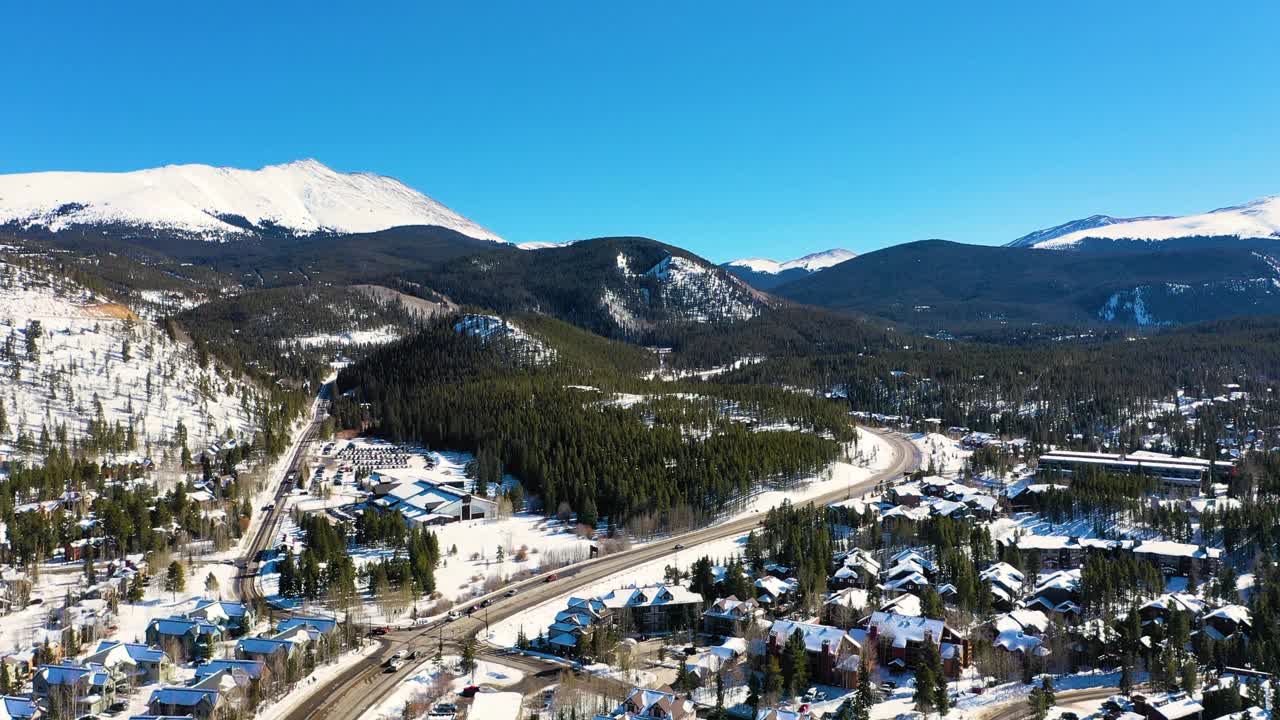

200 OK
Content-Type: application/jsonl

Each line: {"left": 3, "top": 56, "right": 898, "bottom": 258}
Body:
{"left": 459, "top": 685, "right": 481, "bottom": 698}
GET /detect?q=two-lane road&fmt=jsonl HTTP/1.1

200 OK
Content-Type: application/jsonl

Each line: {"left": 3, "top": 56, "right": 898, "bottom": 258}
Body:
{"left": 237, "top": 381, "right": 332, "bottom": 608}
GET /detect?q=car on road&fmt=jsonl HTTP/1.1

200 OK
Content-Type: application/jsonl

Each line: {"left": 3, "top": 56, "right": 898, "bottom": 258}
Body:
{"left": 674, "top": 543, "right": 685, "bottom": 550}
{"left": 480, "top": 598, "right": 493, "bottom": 608}
{"left": 385, "top": 661, "right": 402, "bottom": 673}
{"left": 369, "top": 626, "right": 390, "bottom": 636}
{"left": 447, "top": 610, "right": 461, "bottom": 621}
{"left": 545, "top": 573, "right": 559, "bottom": 582}
{"left": 504, "top": 588, "right": 517, "bottom": 597}
{"left": 262, "top": 503, "right": 274, "bottom": 512}
{"left": 106, "top": 701, "right": 128, "bottom": 715}
{"left": 1060, "top": 713, "right": 1080, "bottom": 720}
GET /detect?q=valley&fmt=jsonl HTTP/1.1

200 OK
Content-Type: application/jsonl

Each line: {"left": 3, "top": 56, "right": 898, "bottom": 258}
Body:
{"left": 0, "top": 160, "right": 1278, "bottom": 720}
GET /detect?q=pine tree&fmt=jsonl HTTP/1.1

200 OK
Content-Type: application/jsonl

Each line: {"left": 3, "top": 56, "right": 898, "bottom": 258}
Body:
{"left": 164, "top": 560, "right": 185, "bottom": 600}
{"left": 854, "top": 662, "right": 873, "bottom": 720}
{"left": 460, "top": 635, "right": 477, "bottom": 675}
{"left": 1028, "top": 687, "right": 1047, "bottom": 720}
{"left": 1040, "top": 675, "right": 1056, "bottom": 708}
{"left": 1119, "top": 655, "right": 1134, "bottom": 695}
{"left": 915, "top": 666, "right": 937, "bottom": 715}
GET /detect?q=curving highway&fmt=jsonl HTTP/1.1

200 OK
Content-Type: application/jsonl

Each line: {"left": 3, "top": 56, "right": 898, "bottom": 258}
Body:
{"left": 281, "top": 427, "right": 921, "bottom": 720}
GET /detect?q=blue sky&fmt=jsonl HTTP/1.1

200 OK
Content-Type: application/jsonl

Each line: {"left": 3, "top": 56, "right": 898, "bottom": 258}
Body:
{"left": 3, "top": 2, "right": 1279, "bottom": 261}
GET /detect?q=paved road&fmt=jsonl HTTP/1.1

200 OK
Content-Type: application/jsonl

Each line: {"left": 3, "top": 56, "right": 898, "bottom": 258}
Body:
{"left": 237, "top": 382, "right": 332, "bottom": 608}
{"left": 285, "top": 427, "right": 921, "bottom": 720}
{"left": 978, "top": 686, "right": 1125, "bottom": 720}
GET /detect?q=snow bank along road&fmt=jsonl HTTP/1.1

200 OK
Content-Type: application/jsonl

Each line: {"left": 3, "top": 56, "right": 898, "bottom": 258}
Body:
{"left": 285, "top": 427, "right": 922, "bottom": 720}
{"left": 238, "top": 382, "right": 333, "bottom": 607}
{"left": 978, "top": 686, "right": 1130, "bottom": 720}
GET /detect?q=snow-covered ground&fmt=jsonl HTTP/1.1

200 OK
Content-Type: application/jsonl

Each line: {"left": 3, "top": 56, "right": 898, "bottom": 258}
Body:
{"left": 862, "top": 670, "right": 1125, "bottom": 720}
{"left": 258, "top": 440, "right": 598, "bottom": 620}
{"left": 360, "top": 655, "right": 525, "bottom": 720}
{"left": 0, "top": 259, "right": 258, "bottom": 456}
{"left": 911, "top": 432, "right": 973, "bottom": 477}
{"left": 290, "top": 326, "right": 402, "bottom": 347}
{"left": 488, "top": 533, "right": 746, "bottom": 649}
{"left": 487, "top": 427, "right": 894, "bottom": 649}
{"left": 254, "top": 643, "right": 381, "bottom": 720}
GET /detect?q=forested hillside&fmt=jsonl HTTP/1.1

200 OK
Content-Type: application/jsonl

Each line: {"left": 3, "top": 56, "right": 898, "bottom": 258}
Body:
{"left": 403, "top": 237, "right": 772, "bottom": 341}
{"left": 336, "top": 314, "right": 856, "bottom": 528}
{"left": 177, "top": 284, "right": 420, "bottom": 384}
{"left": 0, "top": 255, "right": 261, "bottom": 460}
{"left": 715, "top": 316, "right": 1280, "bottom": 452}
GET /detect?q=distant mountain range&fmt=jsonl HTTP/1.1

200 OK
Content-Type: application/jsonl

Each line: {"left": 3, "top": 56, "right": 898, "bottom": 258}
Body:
{"left": 774, "top": 239, "right": 1280, "bottom": 330}
{"left": 3, "top": 159, "right": 1279, "bottom": 332}
{"left": 721, "top": 249, "right": 856, "bottom": 290}
{"left": 0, "top": 159, "right": 504, "bottom": 243}
{"left": 1009, "top": 195, "right": 1280, "bottom": 250}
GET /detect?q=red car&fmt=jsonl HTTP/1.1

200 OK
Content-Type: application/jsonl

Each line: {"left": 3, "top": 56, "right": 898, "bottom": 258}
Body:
{"left": 545, "top": 573, "right": 559, "bottom": 583}
{"left": 370, "top": 626, "right": 390, "bottom": 636}
{"left": 460, "top": 685, "right": 480, "bottom": 698}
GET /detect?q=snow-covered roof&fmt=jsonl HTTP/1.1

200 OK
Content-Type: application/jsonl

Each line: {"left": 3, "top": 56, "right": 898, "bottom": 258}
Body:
{"left": 995, "top": 630, "right": 1047, "bottom": 655}
{"left": 867, "top": 612, "right": 951, "bottom": 647}
{"left": 601, "top": 584, "right": 702, "bottom": 609}
{"left": 1133, "top": 540, "right": 1223, "bottom": 560}
{"left": 1203, "top": 604, "right": 1251, "bottom": 626}
{"left": 879, "top": 593, "right": 922, "bottom": 617}
{"left": 754, "top": 576, "right": 796, "bottom": 600}
{"left": 993, "top": 609, "right": 1049, "bottom": 635}
{"left": 768, "top": 620, "right": 859, "bottom": 655}
{"left": 470, "top": 691, "right": 523, "bottom": 720}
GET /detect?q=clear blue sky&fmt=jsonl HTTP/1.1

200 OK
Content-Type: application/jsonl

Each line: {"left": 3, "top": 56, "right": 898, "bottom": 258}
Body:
{"left": 4, "top": 1, "right": 1279, "bottom": 261}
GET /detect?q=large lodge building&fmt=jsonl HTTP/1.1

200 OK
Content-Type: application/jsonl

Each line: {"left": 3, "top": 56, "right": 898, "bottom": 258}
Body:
{"left": 1037, "top": 450, "right": 1234, "bottom": 497}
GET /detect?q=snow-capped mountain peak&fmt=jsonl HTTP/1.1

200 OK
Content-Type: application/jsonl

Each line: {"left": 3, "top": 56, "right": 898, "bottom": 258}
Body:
{"left": 1007, "top": 214, "right": 1174, "bottom": 248}
{"left": 726, "top": 248, "right": 856, "bottom": 275}
{"left": 1012, "top": 194, "right": 1280, "bottom": 249}
{"left": 0, "top": 159, "right": 505, "bottom": 243}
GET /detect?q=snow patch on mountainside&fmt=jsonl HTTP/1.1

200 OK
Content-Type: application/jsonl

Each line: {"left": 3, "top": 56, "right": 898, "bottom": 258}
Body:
{"left": 0, "top": 159, "right": 504, "bottom": 242}
{"left": 1022, "top": 195, "right": 1280, "bottom": 249}
{"left": 655, "top": 256, "right": 764, "bottom": 322}
{"left": 454, "top": 313, "right": 555, "bottom": 363}
{"left": 726, "top": 248, "right": 856, "bottom": 274}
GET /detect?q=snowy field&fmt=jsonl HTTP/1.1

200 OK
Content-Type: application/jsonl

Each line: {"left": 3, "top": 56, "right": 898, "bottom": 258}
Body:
{"left": 290, "top": 326, "right": 402, "bottom": 347}
{"left": 911, "top": 432, "right": 973, "bottom": 477}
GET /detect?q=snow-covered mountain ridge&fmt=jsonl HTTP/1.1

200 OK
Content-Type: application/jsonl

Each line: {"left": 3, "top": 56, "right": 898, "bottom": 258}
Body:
{"left": 726, "top": 248, "right": 856, "bottom": 274}
{"left": 1012, "top": 195, "right": 1280, "bottom": 249}
{"left": 0, "top": 159, "right": 504, "bottom": 243}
